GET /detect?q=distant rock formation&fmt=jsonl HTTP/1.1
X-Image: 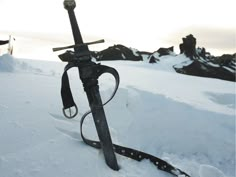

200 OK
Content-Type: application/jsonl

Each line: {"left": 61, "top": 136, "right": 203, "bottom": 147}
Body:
{"left": 174, "top": 53, "right": 236, "bottom": 82}
{"left": 148, "top": 55, "right": 158, "bottom": 63}
{"left": 157, "top": 46, "right": 174, "bottom": 57}
{"left": 92, "top": 35, "right": 235, "bottom": 82}
{"left": 146, "top": 47, "right": 175, "bottom": 64}
{"left": 179, "top": 34, "right": 198, "bottom": 59}
{"left": 93, "top": 44, "right": 142, "bottom": 61}
{"left": 176, "top": 34, "right": 235, "bottom": 82}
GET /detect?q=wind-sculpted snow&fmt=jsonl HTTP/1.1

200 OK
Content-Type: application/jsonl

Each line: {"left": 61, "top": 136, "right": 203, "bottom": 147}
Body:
{"left": 0, "top": 54, "right": 41, "bottom": 73}
{"left": 0, "top": 54, "right": 15, "bottom": 72}
{"left": 0, "top": 55, "right": 235, "bottom": 177}
{"left": 0, "top": 54, "right": 64, "bottom": 76}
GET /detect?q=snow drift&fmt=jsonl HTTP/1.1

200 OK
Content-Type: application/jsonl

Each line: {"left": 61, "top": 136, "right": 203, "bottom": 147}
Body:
{"left": 0, "top": 54, "right": 235, "bottom": 177}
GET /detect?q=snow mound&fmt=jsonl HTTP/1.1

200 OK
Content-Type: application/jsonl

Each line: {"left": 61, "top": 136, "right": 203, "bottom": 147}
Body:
{"left": 0, "top": 54, "right": 53, "bottom": 75}
{"left": 0, "top": 54, "right": 15, "bottom": 72}
{"left": 0, "top": 57, "right": 235, "bottom": 177}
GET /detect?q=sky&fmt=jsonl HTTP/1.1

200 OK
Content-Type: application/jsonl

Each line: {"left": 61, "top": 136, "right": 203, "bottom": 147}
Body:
{"left": 0, "top": 0, "right": 235, "bottom": 56}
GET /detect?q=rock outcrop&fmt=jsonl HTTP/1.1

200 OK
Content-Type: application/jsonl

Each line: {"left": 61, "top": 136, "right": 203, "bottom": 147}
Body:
{"left": 174, "top": 53, "right": 236, "bottom": 82}
{"left": 93, "top": 44, "right": 142, "bottom": 61}
{"left": 157, "top": 46, "right": 174, "bottom": 57}
{"left": 175, "top": 34, "right": 235, "bottom": 82}
{"left": 92, "top": 35, "right": 235, "bottom": 82}
{"left": 179, "top": 34, "right": 198, "bottom": 59}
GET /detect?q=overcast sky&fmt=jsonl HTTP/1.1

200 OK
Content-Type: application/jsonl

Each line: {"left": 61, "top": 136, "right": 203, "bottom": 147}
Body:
{"left": 0, "top": 0, "right": 235, "bottom": 55}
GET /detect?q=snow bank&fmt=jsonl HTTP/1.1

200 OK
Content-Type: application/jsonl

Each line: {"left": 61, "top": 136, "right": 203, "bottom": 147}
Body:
{"left": 0, "top": 54, "right": 15, "bottom": 72}
{"left": 0, "top": 54, "right": 63, "bottom": 75}
{"left": 0, "top": 56, "right": 235, "bottom": 177}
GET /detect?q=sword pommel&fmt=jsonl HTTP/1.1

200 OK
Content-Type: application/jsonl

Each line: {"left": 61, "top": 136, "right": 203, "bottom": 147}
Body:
{"left": 64, "top": 0, "right": 76, "bottom": 10}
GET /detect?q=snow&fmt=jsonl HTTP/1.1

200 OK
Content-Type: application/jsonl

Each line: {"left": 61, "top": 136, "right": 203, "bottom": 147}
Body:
{"left": 223, "top": 66, "right": 235, "bottom": 73}
{"left": 207, "top": 62, "right": 220, "bottom": 68}
{"left": 0, "top": 53, "right": 235, "bottom": 177}
{"left": 130, "top": 48, "right": 140, "bottom": 57}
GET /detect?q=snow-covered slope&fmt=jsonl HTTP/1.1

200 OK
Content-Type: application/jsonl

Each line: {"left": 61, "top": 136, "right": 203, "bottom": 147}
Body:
{"left": 0, "top": 54, "right": 235, "bottom": 177}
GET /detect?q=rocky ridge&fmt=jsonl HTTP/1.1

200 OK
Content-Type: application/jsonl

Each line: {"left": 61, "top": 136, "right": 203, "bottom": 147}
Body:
{"left": 92, "top": 34, "right": 235, "bottom": 82}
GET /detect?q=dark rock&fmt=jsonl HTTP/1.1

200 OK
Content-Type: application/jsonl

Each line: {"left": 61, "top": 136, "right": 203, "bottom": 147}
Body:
{"left": 174, "top": 53, "right": 236, "bottom": 82}
{"left": 197, "top": 47, "right": 206, "bottom": 59}
{"left": 156, "top": 46, "right": 174, "bottom": 57}
{"left": 174, "top": 60, "right": 235, "bottom": 82}
{"left": 93, "top": 44, "right": 143, "bottom": 61}
{"left": 91, "top": 38, "right": 236, "bottom": 82}
{"left": 176, "top": 34, "right": 235, "bottom": 81}
{"left": 149, "top": 55, "right": 159, "bottom": 63}
{"left": 136, "top": 51, "right": 152, "bottom": 55}
{"left": 216, "top": 53, "right": 236, "bottom": 67}
{"left": 0, "top": 40, "right": 9, "bottom": 45}
{"left": 179, "top": 34, "right": 198, "bottom": 59}
{"left": 196, "top": 47, "right": 214, "bottom": 61}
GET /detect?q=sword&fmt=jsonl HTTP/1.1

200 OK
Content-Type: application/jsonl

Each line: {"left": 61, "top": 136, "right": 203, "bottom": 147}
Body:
{"left": 53, "top": 2, "right": 192, "bottom": 176}
{"left": 56, "top": 0, "right": 119, "bottom": 171}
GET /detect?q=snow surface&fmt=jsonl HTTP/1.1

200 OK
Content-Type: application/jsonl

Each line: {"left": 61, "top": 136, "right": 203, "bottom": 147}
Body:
{"left": 0, "top": 53, "right": 235, "bottom": 177}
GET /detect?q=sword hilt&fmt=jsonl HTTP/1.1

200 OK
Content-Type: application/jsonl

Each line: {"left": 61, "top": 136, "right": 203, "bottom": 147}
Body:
{"left": 64, "top": 0, "right": 76, "bottom": 10}
{"left": 64, "top": 0, "right": 88, "bottom": 53}
{"left": 52, "top": 39, "right": 105, "bottom": 52}
{"left": 59, "top": 0, "right": 119, "bottom": 171}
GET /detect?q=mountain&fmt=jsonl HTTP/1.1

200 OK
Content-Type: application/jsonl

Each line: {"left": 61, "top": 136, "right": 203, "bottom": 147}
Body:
{"left": 92, "top": 35, "right": 235, "bottom": 82}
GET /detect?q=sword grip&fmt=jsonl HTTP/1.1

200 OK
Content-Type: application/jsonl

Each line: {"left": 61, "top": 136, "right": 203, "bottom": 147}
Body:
{"left": 66, "top": 4, "right": 89, "bottom": 53}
